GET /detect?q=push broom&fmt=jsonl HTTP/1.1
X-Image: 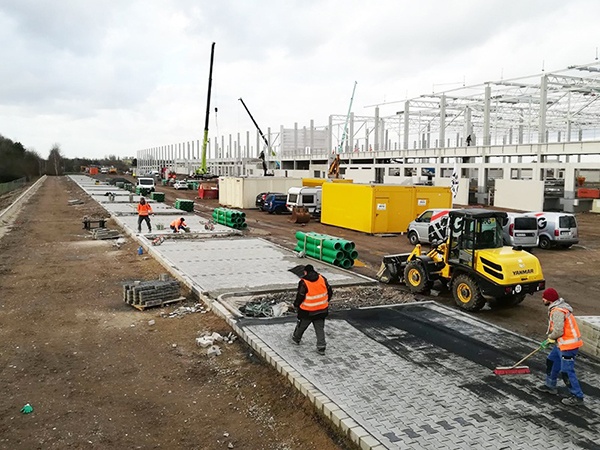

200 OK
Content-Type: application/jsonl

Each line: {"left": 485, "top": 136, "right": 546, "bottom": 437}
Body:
{"left": 494, "top": 345, "right": 543, "bottom": 375}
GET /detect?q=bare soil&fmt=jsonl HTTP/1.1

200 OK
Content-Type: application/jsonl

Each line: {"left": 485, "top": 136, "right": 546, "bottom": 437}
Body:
{"left": 0, "top": 177, "right": 351, "bottom": 450}
{"left": 2, "top": 174, "right": 599, "bottom": 449}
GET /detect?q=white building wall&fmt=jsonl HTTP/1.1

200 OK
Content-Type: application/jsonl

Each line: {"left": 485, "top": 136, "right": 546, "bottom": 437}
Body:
{"left": 345, "top": 168, "right": 375, "bottom": 184}
{"left": 494, "top": 179, "right": 544, "bottom": 212}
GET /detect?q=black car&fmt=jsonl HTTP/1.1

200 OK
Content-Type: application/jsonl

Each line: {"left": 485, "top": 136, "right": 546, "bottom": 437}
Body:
{"left": 255, "top": 192, "right": 273, "bottom": 210}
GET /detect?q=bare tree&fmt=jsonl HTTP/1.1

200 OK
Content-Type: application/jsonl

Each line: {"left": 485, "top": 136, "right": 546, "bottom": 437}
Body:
{"left": 48, "top": 144, "right": 63, "bottom": 176}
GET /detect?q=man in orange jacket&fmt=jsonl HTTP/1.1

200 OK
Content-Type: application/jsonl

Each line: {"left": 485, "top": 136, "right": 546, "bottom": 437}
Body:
{"left": 292, "top": 265, "right": 333, "bottom": 355}
{"left": 170, "top": 217, "right": 187, "bottom": 233}
{"left": 137, "top": 197, "right": 153, "bottom": 233}
{"left": 536, "top": 287, "right": 585, "bottom": 406}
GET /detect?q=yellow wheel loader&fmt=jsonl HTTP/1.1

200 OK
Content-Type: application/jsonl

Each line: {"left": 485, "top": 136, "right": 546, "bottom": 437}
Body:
{"left": 377, "top": 209, "right": 545, "bottom": 311}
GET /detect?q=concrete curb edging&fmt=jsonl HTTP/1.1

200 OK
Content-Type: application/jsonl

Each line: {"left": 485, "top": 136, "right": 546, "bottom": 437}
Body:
{"left": 217, "top": 292, "right": 386, "bottom": 450}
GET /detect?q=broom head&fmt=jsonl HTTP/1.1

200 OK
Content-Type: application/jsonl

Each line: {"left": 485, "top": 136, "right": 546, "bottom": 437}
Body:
{"left": 494, "top": 366, "right": 531, "bottom": 375}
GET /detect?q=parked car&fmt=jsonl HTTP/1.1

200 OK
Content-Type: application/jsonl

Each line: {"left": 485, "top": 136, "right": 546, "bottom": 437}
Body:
{"left": 406, "top": 209, "right": 455, "bottom": 245}
{"left": 263, "top": 193, "right": 289, "bottom": 214}
{"left": 256, "top": 192, "right": 271, "bottom": 210}
{"left": 502, "top": 213, "right": 539, "bottom": 248}
{"left": 533, "top": 212, "right": 579, "bottom": 249}
{"left": 173, "top": 180, "right": 189, "bottom": 190}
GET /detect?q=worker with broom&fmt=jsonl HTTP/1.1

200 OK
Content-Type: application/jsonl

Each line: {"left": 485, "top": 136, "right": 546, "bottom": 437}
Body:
{"left": 536, "top": 287, "right": 585, "bottom": 406}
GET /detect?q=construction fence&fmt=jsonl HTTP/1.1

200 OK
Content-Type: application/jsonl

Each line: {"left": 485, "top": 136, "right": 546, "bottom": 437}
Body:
{"left": 0, "top": 177, "right": 27, "bottom": 196}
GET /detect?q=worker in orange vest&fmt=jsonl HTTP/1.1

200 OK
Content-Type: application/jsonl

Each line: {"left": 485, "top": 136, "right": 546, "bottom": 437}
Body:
{"left": 536, "top": 287, "right": 585, "bottom": 406}
{"left": 170, "top": 217, "right": 187, "bottom": 233}
{"left": 292, "top": 264, "right": 333, "bottom": 355}
{"left": 137, "top": 197, "right": 153, "bottom": 233}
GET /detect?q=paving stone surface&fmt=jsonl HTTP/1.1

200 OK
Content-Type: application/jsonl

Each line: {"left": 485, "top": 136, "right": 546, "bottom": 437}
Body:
{"left": 243, "top": 303, "right": 600, "bottom": 449}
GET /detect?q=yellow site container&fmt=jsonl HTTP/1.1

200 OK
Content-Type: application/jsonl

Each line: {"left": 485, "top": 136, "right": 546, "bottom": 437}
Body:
{"left": 321, "top": 184, "right": 452, "bottom": 233}
{"left": 302, "top": 178, "right": 353, "bottom": 187}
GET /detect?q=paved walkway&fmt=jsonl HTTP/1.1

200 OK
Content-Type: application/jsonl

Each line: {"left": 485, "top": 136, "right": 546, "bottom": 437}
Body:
{"left": 71, "top": 175, "right": 600, "bottom": 449}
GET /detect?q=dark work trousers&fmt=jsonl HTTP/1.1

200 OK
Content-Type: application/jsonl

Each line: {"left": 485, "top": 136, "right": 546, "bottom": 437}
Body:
{"left": 138, "top": 215, "right": 151, "bottom": 232}
{"left": 293, "top": 316, "right": 326, "bottom": 351}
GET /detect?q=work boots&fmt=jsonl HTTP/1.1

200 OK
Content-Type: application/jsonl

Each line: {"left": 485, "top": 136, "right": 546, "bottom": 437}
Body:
{"left": 561, "top": 396, "right": 584, "bottom": 406}
{"left": 535, "top": 384, "right": 558, "bottom": 395}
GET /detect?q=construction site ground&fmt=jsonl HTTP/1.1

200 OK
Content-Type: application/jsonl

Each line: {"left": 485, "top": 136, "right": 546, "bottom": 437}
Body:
{"left": 0, "top": 175, "right": 599, "bottom": 449}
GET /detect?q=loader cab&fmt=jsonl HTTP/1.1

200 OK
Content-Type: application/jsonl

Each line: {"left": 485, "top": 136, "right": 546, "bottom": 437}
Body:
{"left": 447, "top": 210, "right": 505, "bottom": 266}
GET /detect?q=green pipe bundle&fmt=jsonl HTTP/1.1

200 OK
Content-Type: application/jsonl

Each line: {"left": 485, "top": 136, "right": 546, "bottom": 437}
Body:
{"left": 212, "top": 208, "right": 247, "bottom": 229}
{"left": 295, "top": 231, "right": 358, "bottom": 268}
{"left": 175, "top": 198, "right": 194, "bottom": 212}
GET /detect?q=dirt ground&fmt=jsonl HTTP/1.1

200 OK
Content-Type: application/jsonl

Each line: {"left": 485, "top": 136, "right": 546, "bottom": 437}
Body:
{"left": 2, "top": 175, "right": 599, "bottom": 449}
{"left": 0, "top": 177, "right": 351, "bottom": 450}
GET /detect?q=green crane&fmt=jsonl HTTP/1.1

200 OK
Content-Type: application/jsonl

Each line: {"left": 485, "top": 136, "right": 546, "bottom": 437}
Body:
{"left": 197, "top": 42, "right": 217, "bottom": 179}
{"left": 328, "top": 81, "right": 357, "bottom": 178}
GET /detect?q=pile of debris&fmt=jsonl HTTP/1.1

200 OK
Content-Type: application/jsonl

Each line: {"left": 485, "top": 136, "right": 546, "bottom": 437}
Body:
{"left": 123, "top": 277, "right": 185, "bottom": 310}
{"left": 196, "top": 331, "right": 237, "bottom": 356}
{"left": 239, "top": 296, "right": 293, "bottom": 318}
{"left": 161, "top": 303, "right": 206, "bottom": 318}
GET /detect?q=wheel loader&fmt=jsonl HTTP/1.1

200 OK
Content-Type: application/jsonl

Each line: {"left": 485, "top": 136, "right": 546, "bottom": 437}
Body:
{"left": 377, "top": 209, "right": 545, "bottom": 311}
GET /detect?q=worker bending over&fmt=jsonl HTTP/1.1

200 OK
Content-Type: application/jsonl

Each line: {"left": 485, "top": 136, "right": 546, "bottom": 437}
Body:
{"left": 170, "top": 217, "right": 187, "bottom": 233}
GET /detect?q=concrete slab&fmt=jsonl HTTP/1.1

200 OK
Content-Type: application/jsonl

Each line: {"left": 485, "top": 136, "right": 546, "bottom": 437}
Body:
{"left": 115, "top": 214, "right": 235, "bottom": 237}
{"left": 152, "top": 237, "right": 373, "bottom": 296}
{"left": 242, "top": 302, "right": 600, "bottom": 450}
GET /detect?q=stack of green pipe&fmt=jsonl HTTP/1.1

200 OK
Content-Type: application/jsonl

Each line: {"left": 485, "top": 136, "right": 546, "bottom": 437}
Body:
{"left": 212, "top": 208, "right": 247, "bottom": 229}
{"left": 151, "top": 191, "right": 165, "bottom": 202}
{"left": 294, "top": 231, "right": 358, "bottom": 268}
{"left": 175, "top": 198, "right": 194, "bottom": 212}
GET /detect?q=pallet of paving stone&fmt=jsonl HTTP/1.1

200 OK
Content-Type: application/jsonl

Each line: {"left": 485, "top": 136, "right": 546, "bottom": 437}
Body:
{"left": 123, "top": 279, "right": 183, "bottom": 310}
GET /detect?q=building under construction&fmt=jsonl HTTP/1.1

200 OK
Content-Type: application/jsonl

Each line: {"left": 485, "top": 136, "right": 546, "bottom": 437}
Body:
{"left": 137, "top": 61, "right": 600, "bottom": 212}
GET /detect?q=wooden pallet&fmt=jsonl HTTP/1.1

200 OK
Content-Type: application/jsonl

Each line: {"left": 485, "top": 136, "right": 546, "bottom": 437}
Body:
{"left": 130, "top": 296, "right": 187, "bottom": 311}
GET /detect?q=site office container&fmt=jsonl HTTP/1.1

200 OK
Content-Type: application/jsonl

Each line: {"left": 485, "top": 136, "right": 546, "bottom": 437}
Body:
{"left": 217, "top": 176, "right": 303, "bottom": 209}
{"left": 301, "top": 178, "right": 354, "bottom": 187}
{"left": 321, "top": 184, "right": 452, "bottom": 234}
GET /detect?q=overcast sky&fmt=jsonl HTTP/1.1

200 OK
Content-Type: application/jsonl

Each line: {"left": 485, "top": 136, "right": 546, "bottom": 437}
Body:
{"left": 0, "top": 0, "right": 599, "bottom": 160}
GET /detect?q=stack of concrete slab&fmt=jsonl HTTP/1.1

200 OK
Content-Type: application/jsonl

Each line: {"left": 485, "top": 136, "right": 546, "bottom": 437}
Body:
{"left": 123, "top": 279, "right": 183, "bottom": 310}
{"left": 91, "top": 228, "right": 120, "bottom": 240}
{"left": 578, "top": 316, "right": 600, "bottom": 358}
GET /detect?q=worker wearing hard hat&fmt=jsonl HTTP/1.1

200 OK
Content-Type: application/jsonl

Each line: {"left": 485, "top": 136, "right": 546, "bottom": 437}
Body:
{"left": 170, "top": 217, "right": 187, "bottom": 233}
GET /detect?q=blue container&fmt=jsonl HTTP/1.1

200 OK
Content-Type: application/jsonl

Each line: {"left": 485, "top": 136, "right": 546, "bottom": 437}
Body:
{"left": 137, "top": 246, "right": 143, "bottom": 255}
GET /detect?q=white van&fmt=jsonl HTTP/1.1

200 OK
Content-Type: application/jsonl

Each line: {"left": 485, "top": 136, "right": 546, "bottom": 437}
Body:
{"left": 136, "top": 177, "right": 156, "bottom": 193}
{"left": 533, "top": 212, "right": 579, "bottom": 249}
{"left": 406, "top": 209, "right": 456, "bottom": 245}
{"left": 286, "top": 187, "right": 322, "bottom": 215}
{"left": 502, "top": 213, "right": 539, "bottom": 248}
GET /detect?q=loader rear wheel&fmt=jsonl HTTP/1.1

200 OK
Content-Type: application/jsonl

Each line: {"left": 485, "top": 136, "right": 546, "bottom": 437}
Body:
{"left": 452, "top": 274, "right": 486, "bottom": 311}
{"left": 404, "top": 261, "right": 432, "bottom": 293}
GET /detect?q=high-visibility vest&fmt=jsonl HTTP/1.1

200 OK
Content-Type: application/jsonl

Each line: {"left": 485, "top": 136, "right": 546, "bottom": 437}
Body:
{"left": 300, "top": 275, "right": 329, "bottom": 311}
{"left": 137, "top": 203, "right": 152, "bottom": 216}
{"left": 550, "top": 307, "right": 583, "bottom": 351}
{"left": 171, "top": 219, "right": 185, "bottom": 228}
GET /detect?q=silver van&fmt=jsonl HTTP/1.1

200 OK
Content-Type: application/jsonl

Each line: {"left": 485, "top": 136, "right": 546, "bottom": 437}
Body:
{"left": 533, "top": 212, "right": 579, "bottom": 249}
{"left": 406, "top": 209, "right": 455, "bottom": 245}
{"left": 502, "top": 213, "right": 539, "bottom": 248}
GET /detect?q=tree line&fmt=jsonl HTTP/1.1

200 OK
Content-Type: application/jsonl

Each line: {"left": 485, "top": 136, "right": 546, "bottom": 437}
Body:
{"left": 0, "top": 134, "right": 133, "bottom": 183}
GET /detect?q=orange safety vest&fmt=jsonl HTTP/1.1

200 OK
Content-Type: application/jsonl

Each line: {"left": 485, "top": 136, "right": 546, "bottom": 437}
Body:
{"left": 300, "top": 275, "right": 329, "bottom": 311}
{"left": 171, "top": 219, "right": 185, "bottom": 228}
{"left": 138, "top": 203, "right": 152, "bottom": 216}
{"left": 549, "top": 307, "right": 583, "bottom": 351}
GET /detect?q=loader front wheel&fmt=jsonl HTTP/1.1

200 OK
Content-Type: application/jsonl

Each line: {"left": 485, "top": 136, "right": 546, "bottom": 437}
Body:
{"left": 404, "top": 261, "right": 432, "bottom": 293}
{"left": 452, "top": 274, "right": 486, "bottom": 311}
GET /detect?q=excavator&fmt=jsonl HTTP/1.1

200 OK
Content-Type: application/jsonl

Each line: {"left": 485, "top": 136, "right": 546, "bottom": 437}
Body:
{"left": 377, "top": 209, "right": 546, "bottom": 311}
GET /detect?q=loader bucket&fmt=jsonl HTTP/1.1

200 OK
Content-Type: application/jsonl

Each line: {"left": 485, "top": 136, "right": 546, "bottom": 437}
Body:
{"left": 290, "top": 207, "right": 311, "bottom": 224}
